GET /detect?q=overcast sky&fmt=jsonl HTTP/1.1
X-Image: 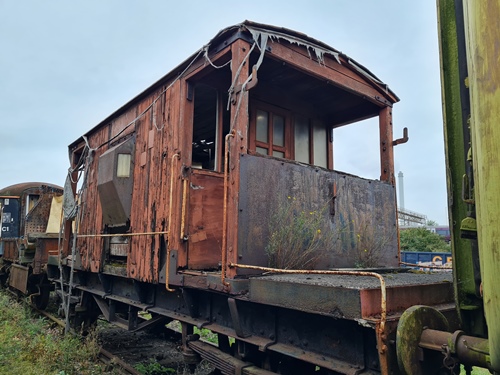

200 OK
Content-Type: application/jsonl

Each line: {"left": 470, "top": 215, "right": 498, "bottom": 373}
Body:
{"left": 0, "top": 1, "right": 448, "bottom": 225}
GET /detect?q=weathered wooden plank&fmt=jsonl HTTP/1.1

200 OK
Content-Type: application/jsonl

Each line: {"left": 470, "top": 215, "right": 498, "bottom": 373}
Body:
{"left": 277, "top": 40, "right": 380, "bottom": 90}
{"left": 182, "top": 47, "right": 231, "bottom": 83}
{"left": 187, "top": 171, "right": 224, "bottom": 269}
{"left": 110, "top": 107, "right": 137, "bottom": 141}
{"left": 266, "top": 41, "right": 391, "bottom": 106}
{"left": 379, "top": 106, "right": 395, "bottom": 184}
{"left": 225, "top": 39, "right": 251, "bottom": 279}
{"left": 156, "top": 84, "right": 171, "bottom": 279}
{"left": 78, "top": 126, "right": 107, "bottom": 273}
{"left": 164, "top": 79, "right": 186, "bottom": 273}
{"left": 175, "top": 76, "right": 195, "bottom": 269}
{"left": 130, "top": 97, "right": 152, "bottom": 281}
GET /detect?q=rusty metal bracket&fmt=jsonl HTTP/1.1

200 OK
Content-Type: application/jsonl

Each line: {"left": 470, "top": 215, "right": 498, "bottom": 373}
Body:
{"left": 182, "top": 289, "right": 199, "bottom": 319}
{"left": 235, "top": 361, "right": 253, "bottom": 375}
{"left": 230, "top": 65, "right": 258, "bottom": 104}
{"left": 461, "top": 173, "right": 475, "bottom": 204}
{"left": 258, "top": 339, "right": 276, "bottom": 352}
{"left": 228, "top": 297, "right": 251, "bottom": 338}
{"left": 330, "top": 181, "right": 337, "bottom": 216}
{"left": 393, "top": 127, "right": 409, "bottom": 146}
{"left": 196, "top": 321, "right": 211, "bottom": 330}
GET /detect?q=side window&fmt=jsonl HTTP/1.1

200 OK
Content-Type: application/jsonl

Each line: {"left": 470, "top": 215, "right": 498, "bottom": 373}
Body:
{"left": 312, "top": 120, "right": 328, "bottom": 169}
{"left": 191, "top": 83, "right": 231, "bottom": 172}
{"left": 294, "top": 116, "right": 310, "bottom": 163}
{"left": 251, "top": 106, "right": 290, "bottom": 159}
{"left": 116, "top": 154, "right": 131, "bottom": 177}
{"left": 293, "top": 117, "right": 330, "bottom": 169}
{"left": 250, "top": 103, "right": 332, "bottom": 169}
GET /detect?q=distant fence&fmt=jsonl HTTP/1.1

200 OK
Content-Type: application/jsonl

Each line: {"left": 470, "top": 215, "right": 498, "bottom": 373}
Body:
{"left": 400, "top": 251, "right": 452, "bottom": 271}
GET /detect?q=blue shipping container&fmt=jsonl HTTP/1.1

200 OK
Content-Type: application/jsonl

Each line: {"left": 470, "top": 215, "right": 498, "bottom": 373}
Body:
{"left": 401, "top": 251, "right": 452, "bottom": 269}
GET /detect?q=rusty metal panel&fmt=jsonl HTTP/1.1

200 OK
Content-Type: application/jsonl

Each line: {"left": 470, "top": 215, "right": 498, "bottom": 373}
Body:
{"left": 249, "top": 276, "right": 363, "bottom": 319}
{"left": 360, "top": 281, "right": 454, "bottom": 318}
{"left": 238, "top": 154, "right": 398, "bottom": 271}
{"left": 0, "top": 184, "right": 63, "bottom": 241}
{"left": 9, "top": 264, "right": 28, "bottom": 294}
{"left": 25, "top": 195, "right": 53, "bottom": 234}
{"left": 97, "top": 135, "right": 135, "bottom": 226}
{"left": 2, "top": 240, "right": 18, "bottom": 261}
{"left": 187, "top": 171, "right": 224, "bottom": 269}
{"left": 33, "top": 237, "right": 58, "bottom": 274}
{"left": 249, "top": 272, "right": 454, "bottom": 319}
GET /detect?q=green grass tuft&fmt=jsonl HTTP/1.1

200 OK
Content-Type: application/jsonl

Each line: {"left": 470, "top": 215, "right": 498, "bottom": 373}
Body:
{"left": 0, "top": 290, "right": 108, "bottom": 374}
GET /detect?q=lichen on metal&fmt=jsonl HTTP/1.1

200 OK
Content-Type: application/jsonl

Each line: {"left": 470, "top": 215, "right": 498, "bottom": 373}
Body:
{"left": 463, "top": 0, "right": 500, "bottom": 371}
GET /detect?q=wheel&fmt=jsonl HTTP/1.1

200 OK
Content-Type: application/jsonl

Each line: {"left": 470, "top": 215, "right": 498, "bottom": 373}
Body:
{"left": 396, "top": 305, "right": 450, "bottom": 375}
{"left": 32, "top": 284, "right": 51, "bottom": 310}
{"left": 0, "top": 264, "right": 10, "bottom": 288}
{"left": 70, "top": 293, "right": 101, "bottom": 335}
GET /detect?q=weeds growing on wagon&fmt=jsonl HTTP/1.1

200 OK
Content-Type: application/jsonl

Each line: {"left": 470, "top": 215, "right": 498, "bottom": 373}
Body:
{"left": 266, "top": 196, "right": 339, "bottom": 270}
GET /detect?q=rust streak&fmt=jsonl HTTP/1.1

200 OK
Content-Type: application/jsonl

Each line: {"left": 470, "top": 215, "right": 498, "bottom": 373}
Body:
{"left": 180, "top": 178, "right": 188, "bottom": 240}
{"left": 166, "top": 153, "right": 180, "bottom": 292}
{"left": 221, "top": 131, "right": 235, "bottom": 286}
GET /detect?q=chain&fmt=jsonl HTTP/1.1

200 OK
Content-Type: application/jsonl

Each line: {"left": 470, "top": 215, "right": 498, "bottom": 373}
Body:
{"left": 442, "top": 344, "right": 458, "bottom": 374}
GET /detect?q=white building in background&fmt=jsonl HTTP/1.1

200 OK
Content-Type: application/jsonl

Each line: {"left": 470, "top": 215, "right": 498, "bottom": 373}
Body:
{"left": 398, "top": 208, "right": 427, "bottom": 227}
{"left": 397, "top": 171, "right": 427, "bottom": 227}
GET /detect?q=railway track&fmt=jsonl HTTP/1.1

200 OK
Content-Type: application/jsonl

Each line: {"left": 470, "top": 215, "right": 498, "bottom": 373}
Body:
{"left": 98, "top": 347, "right": 144, "bottom": 375}
{"left": 30, "top": 300, "right": 214, "bottom": 375}
{"left": 30, "top": 304, "right": 155, "bottom": 375}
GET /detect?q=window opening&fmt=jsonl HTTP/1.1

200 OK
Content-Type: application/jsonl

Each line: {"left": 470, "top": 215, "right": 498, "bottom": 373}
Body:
{"left": 251, "top": 103, "right": 332, "bottom": 168}
{"left": 312, "top": 120, "right": 328, "bottom": 169}
{"left": 256, "top": 110, "right": 268, "bottom": 144}
{"left": 294, "top": 116, "right": 310, "bottom": 164}
{"left": 273, "top": 114, "right": 285, "bottom": 147}
{"left": 333, "top": 117, "right": 379, "bottom": 179}
{"left": 26, "top": 194, "right": 40, "bottom": 215}
{"left": 293, "top": 117, "right": 330, "bottom": 168}
{"left": 192, "top": 84, "right": 218, "bottom": 170}
{"left": 252, "top": 107, "right": 289, "bottom": 158}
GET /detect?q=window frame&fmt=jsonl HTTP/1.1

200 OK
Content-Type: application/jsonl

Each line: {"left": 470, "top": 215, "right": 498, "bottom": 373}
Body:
{"left": 249, "top": 102, "right": 292, "bottom": 159}
{"left": 250, "top": 101, "right": 333, "bottom": 169}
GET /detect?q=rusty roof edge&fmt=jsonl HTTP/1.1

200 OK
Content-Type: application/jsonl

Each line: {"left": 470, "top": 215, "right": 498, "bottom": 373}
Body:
{"left": 69, "top": 20, "right": 399, "bottom": 150}
{"left": 241, "top": 20, "right": 399, "bottom": 103}
{"left": 0, "top": 182, "right": 63, "bottom": 196}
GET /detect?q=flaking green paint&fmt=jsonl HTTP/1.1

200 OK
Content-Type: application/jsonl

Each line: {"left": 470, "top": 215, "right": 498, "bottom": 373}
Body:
{"left": 463, "top": 1, "right": 500, "bottom": 371}
{"left": 437, "top": 0, "right": 482, "bottom": 332}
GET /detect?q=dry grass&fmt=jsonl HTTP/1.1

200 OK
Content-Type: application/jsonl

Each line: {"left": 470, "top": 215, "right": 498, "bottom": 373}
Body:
{"left": 265, "top": 196, "right": 338, "bottom": 269}
{"left": 350, "top": 218, "right": 396, "bottom": 268}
